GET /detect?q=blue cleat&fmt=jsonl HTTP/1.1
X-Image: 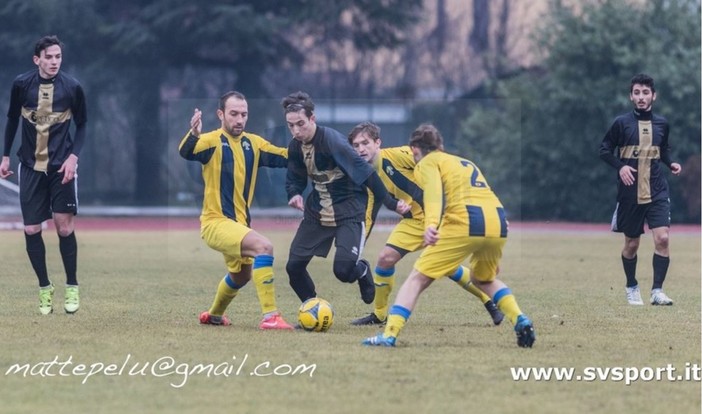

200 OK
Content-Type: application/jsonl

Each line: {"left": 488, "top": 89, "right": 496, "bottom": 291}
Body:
{"left": 362, "top": 333, "right": 396, "bottom": 347}
{"left": 514, "top": 315, "right": 535, "bottom": 348}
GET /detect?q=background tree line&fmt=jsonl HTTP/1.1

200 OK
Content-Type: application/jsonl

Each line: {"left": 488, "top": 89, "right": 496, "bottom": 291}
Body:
{"left": 0, "top": 0, "right": 699, "bottom": 223}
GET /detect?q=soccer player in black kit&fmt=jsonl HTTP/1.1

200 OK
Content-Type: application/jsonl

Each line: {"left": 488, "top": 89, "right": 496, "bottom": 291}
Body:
{"left": 0, "top": 35, "right": 87, "bottom": 315}
{"left": 282, "top": 91, "right": 409, "bottom": 305}
{"left": 599, "top": 74, "right": 682, "bottom": 306}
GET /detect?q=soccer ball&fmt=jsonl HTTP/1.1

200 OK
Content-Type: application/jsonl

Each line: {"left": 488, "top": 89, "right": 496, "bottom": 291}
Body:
{"left": 297, "top": 297, "right": 334, "bottom": 332}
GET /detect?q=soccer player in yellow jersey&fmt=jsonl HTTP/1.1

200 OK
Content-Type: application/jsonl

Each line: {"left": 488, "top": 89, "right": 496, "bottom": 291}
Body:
{"left": 363, "top": 124, "right": 535, "bottom": 348}
{"left": 347, "top": 122, "right": 504, "bottom": 326}
{"left": 178, "top": 91, "right": 293, "bottom": 330}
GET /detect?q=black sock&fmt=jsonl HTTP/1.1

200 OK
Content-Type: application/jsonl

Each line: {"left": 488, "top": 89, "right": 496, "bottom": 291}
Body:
{"left": 622, "top": 255, "right": 638, "bottom": 287}
{"left": 652, "top": 254, "right": 670, "bottom": 290}
{"left": 354, "top": 260, "right": 370, "bottom": 281}
{"left": 25, "top": 232, "right": 50, "bottom": 287}
{"left": 286, "top": 257, "right": 316, "bottom": 302}
{"left": 59, "top": 232, "right": 78, "bottom": 286}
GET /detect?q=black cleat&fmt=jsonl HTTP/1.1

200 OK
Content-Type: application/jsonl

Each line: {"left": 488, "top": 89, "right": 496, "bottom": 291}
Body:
{"left": 484, "top": 300, "right": 504, "bottom": 326}
{"left": 357, "top": 259, "right": 375, "bottom": 304}
{"left": 350, "top": 313, "right": 386, "bottom": 326}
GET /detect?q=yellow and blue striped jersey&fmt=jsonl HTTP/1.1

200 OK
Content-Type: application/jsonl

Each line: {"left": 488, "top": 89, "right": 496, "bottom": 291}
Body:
{"left": 364, "top": 146, "right": 424, "bottom": 237}
{"left": 414, "top": 151, "right": 506, "bottom": 238}
{"left": 374, "top": 146, "right": 424, "bottom": 220}
{"left": 179, "top": 128, "right": 287, "bottom": 226}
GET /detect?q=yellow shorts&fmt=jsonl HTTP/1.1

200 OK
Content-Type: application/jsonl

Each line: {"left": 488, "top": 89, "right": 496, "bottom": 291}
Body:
{"left": 201, "top": 218, "right": 254, "bottom": 273}
{"left": 385, "top": 218, "right": 425, "bottom": 254}
{"left": 414, "top": 223, "right": 505, "bottom": 280}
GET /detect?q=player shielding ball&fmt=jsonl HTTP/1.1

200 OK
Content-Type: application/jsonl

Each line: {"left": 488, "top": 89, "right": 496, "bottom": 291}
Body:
{"left": 282, "top": 91, "right": 409, "bottom": 306}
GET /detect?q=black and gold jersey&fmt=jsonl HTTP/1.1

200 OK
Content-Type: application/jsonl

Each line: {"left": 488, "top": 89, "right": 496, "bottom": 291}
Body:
{"left": 4, "top": 70, "right": 87, "bottom": 173}
{"left": 286, "top": 125, "right": 376, "bottom": 226}
{"left": 599, "top": 109, "right": 672, "bottom": 204}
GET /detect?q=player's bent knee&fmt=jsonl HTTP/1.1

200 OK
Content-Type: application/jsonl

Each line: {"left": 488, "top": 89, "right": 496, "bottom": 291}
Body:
{"left": 286, "top": 260, "right": 305, "bottom": 277}
{"left": 332, "top": 261, "right": 356, "bottom": 283}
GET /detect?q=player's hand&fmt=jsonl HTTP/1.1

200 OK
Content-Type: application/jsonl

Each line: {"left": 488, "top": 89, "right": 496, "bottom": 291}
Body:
{"left": 288, "top": 194, "right": 304, "bottom": 211}
{"left": 395, "top": 199, "right": 410, "bottom": 215}
{"left": 58, "top": 154, "right": 78, "bottom": 184}
{"left": 190, "top": 108, "right": 202, "bottom": 137}
{"left": 423, "top": 225, "right": 439, "bottom": 246}
{"left": 0, "top": 156, "right": 13, "bottom": 179}
{"left": 619, "top": 165, "right": 637, "bottom": 186}
{"left": 670, "top": 162, "right": 682, "bottom": 176}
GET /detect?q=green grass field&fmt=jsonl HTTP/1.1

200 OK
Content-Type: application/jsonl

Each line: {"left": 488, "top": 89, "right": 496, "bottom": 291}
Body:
{"left": 0, "top": 225, "right": 700, "bottom": 414}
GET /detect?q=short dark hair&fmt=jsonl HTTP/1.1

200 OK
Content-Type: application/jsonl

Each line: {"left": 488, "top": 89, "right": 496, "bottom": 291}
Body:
{"left": 630, "top": 73, "right": 655, "bottom": 93}
{"left": 219, "top": 91, "right": 246, "bottom": 111}
{"left": 34, "top": 35, "right": 63, "bottom": 57}
{"left": 348, "top": 122, "right": 381, "bottom": 145}
{"left": 281, "top": 91, "right": 314, "bottom": 118}
{"left": 409, "top": 124, "right": 443, "bottom": 155}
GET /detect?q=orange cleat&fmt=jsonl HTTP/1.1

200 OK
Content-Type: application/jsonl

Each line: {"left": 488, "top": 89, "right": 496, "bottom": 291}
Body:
{"left": 259, "top": 312, "right": 294, "bottom": 330}
{"left": 199, "top": 311, "right": 231, "bottom": 326}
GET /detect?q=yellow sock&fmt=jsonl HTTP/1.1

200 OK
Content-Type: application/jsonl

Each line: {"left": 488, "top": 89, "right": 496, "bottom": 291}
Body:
{"left": 253, "top": 255, "right": 277, "bottom": 316}
{"left": 450, "top": 266, "right": 491, "bottom": 304}
{"left": 374, "top": 267, "right": 395, "bottom": 320}
{"left": 493, "top": 287, "right": 523, "bottom": 325}
{"left": 383, "top": 305, "right": 411, "bottom": 339}
{"left": 209, "top": 274, "right": 241, "bottom": 316}
{"left": 465, "top": 281, "right": 491, "bottom": 304}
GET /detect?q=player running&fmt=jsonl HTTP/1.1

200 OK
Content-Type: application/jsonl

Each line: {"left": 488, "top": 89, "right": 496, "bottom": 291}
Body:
{"left": 347, "top": 122, "right": 504, "bottom": 326}
{"left": 363, "top": 124, "right": 535, "bottom": 348}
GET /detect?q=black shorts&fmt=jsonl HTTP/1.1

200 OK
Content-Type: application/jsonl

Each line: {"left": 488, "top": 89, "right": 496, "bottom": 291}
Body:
{"left": 611, "top": 198, "right": 670, "bottom": 238}
{"left": 19, "top": 163, "right": 78, "bottom": 225}
{"left": 288, "top": 218, "right": 366, "bottom": 260}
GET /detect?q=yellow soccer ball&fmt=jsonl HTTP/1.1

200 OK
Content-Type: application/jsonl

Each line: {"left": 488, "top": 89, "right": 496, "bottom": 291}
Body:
{"left": 298, "top": 297, "right": 334, "bottom": 332}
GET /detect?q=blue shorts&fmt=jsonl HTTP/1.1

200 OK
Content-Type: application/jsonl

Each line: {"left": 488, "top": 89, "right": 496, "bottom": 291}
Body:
{"left": 611, "top": 198, "right": 671, "bottom": 238}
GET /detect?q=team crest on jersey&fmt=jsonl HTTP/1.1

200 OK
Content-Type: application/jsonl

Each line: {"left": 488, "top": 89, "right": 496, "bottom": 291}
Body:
{"left": 242, "top": 141, "right": 251, "bottom": 151}
{"left": 385, "top": 165, "right": 395, "bottom": 176}
{"left": 351, "top": 246, "right": 359, "bottom": 256}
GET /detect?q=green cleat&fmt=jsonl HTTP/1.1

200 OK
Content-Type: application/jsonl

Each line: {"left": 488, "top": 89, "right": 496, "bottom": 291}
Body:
{"left": 39, "top": 284, "right": 55, "bottom": 315}
{"left": 64, "top": 285, "right": 80, "bottom": 314}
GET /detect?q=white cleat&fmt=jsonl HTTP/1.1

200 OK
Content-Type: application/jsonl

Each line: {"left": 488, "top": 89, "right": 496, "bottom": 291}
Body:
{"left": 650, "top": 289, "right": 673, "bottom": 306}
{"left": 625, "top": 285, "right": 644, "bottom": 305}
